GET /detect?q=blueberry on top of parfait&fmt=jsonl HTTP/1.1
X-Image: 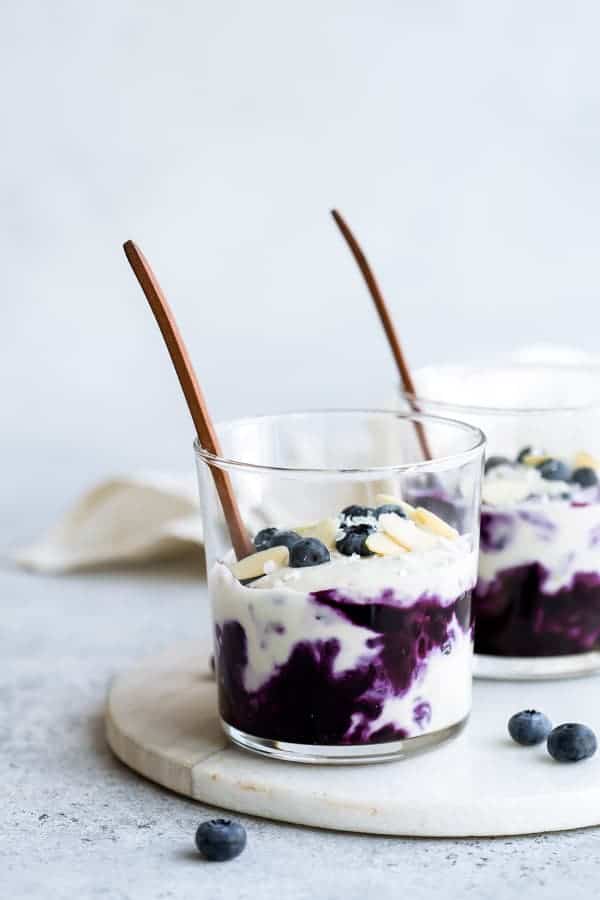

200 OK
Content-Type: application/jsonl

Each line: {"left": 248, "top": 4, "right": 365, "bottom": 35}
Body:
{"left": 375, "top": 503, "right": 407, "bottom": 518}
{"left": 336, "top": 524, "right": 374, "bottom": 557}
{"left": 289, "top": 538, "right": 330, "bottom": 568}
{"left": 516, "top": 446, "right": 534, "bottom": 463}
{"left": 536, "top": 458, "right": 571, "bottom": 482}
{"left": 253, "top": 527, "right": 279, "bottom": 552}
{"left": 269, "top": 530, "right": 302, "bottom": 550}
{"left": 340, "top": 504, "right": 375, "bottom": 521}
{"left": 571, "top": 466, "right": 599, "bottom": 488}
{"left": 484, "top": 455, "right": 512, "bottom": 474}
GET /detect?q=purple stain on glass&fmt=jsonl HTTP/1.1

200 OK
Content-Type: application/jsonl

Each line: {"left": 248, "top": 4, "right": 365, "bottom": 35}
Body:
{"left": 480, "top": 511, "right": 515, "bottom": 552}
{"left": 517, "top": 509, "right": 556, "bottom": 542}
{"left": 413, "top": 700, "right": 432, "bottom": 729}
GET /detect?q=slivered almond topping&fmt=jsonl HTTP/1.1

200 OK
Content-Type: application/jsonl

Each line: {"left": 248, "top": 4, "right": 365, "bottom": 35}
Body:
{"left": 574, "top": 451, "right": 599, "bottom": 470}
{"left": 522, "top": 454, "right": 549, "bottom": 467}
{"left": 365, "top": 532, "right": 407, "bottom": 557}
{"left": 296, "top": 517, "right": 338, "bottom": 548}
{"left": 413, "top": 507, "right": 458, "bottom": 540}
{"left": 378, "top": 513, "right": 437, "bottom": 551}
{"left": 232, "top": 545, "right": 289, "bottom": 580}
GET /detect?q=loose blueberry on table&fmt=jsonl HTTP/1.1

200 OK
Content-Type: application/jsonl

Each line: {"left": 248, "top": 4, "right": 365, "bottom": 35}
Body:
{"left": 194, "top": 819, "right": 247, "bottom": 861}
{"left": 508, "top": 710, "right": 553, "bottom": 746}
{"left": 547, "top": 723, "right": 597, "bottom": 763}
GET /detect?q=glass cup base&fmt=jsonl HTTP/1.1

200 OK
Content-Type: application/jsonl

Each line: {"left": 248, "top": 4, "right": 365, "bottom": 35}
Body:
{"left": 474, "top": 651, "right": 600, "bottom": 681}
{"left": 220, "top": 717, "right": 469, "bottom": 765}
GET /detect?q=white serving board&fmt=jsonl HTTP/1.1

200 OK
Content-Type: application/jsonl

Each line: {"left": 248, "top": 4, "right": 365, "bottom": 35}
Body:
{"left": 106, "top": 641, "right": 600, "bottom": 837}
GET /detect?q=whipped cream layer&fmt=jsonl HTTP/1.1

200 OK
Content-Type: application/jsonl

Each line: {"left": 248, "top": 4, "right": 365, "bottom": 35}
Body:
{"left": 211, "top": 540, "right": 476, "bottom": 744}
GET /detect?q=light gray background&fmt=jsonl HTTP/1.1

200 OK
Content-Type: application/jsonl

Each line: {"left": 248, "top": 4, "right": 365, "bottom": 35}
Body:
{"left": 5, "top": 1, "right": 600, "bottom": 514}
{"left": 4, "top": 3, "right": 600, "bottom": 897}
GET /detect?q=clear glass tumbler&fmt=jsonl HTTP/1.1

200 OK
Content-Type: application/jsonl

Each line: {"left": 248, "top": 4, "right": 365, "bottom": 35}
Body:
{"left": 402, "top": 364, "right": 600, "bottom": 680}
{"left": 195, "top": 410, "right": 484, "bottom": 764}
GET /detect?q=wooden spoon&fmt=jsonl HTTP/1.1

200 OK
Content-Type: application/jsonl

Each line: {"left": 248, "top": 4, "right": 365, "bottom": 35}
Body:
{"left": 330, "top": 210, "right": 432, "bottom": 460}
{"left": 123, "top": 240, "right": 253, "bottom": 560}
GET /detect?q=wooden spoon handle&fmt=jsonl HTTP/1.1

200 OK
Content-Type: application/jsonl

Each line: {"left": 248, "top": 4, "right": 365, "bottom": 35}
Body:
{"left": 123, "top": 240, "right": 253, "bottom": 560}
{"left": 330, "top": 210, "right": 432, "bottom": 460}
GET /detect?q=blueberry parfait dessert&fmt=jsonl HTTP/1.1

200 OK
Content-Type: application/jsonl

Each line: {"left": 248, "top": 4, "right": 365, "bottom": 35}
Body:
{"left": 210, "top": 498, "right": 476, "bottom": 759}
{"left": 475, "top": 449, "right": 600, "bottom": 668}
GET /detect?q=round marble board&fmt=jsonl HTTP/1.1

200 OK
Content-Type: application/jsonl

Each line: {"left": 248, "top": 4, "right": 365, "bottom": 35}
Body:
{"left": 106, "top": 641, "right": 600, "bottom": 837}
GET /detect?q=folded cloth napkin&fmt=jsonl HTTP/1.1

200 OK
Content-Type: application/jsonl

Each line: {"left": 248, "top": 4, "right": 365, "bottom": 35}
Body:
{"left": 15, "top": 345, "right": 600, "bottom": 575}
{"left": 15, "top": 473, "right": 204, "bottom": 573}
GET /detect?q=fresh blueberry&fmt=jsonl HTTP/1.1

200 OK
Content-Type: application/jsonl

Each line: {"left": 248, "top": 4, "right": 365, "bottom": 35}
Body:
{"left": 194, "top": 819, "right": 247, "bottom": 861}
{"left": 516, "top": 446, "right": 534, "bottom": 463}
{"left": 375, "top": 504, "right": 407, "bottom": 518}
{"left": 508, "top": 709, "right": 553, "bottom": 746}
{"left": 571, "top": 467, "right": 599, "bottom": 488}
{"left": 340, "top": 504, "right": 375, "bottom": 521}
{"left": 336, "top": 524, "right": 374, "bottom": 557}
{"left": 253, "top": 527, "right": 278, "bottom": 551}
{"left": 269, "top": 530, "right": 302, "bottom": 550}
{"left": 547, "top": 723, "right": 597, "bottom": 762}
{"left": 485, "top": 455, "right": 512, "bottom": 474}
{"left": 289, "top": 538, "right": 330, "bottom": 568}
{"left": 537, "top": 459, "right": 571, "bottom": 482}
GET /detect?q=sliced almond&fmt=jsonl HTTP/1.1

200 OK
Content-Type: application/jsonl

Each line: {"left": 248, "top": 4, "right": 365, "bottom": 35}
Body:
{"left": 574, "top": 451, "right": 599, "bottom": 470}
{"left": 413, "top": 507, "right": 459, "bottom": 540}
{"left": 378, "top": 513, "right": 437, "bottom": 551}
{"left": 296, "top": 517, "right": 338, "bottom": 548}
{"left": 231, "top": 545, "right": 289, "bottom": 581}
{"left": 522, "top": 454, "right": 549, "bottom": 467}
{"left": 375, "top": 493, "right": 417, "bottom": 519}
{"left": 365, "top": 532, "right": 407, "bottom": 557}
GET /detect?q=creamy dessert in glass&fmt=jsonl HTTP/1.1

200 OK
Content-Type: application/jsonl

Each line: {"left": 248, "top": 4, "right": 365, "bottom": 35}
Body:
{"left": 195, "top": 410, "right": 484, "bottom": 763}
{"left": 401, "top": 364, "right": 600, "bottom": 680}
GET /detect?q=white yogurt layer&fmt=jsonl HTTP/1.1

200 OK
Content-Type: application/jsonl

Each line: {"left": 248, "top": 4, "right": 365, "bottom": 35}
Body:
{"left": 480, "top": 464, "right": 600, "bottom": 593}
{"left": 254, "top": 540, "right": 476, "bottom": 602}
{"left": 482, "top": 464, "right": 571, "bottom": 506}
{"left": 210, "top": 539, "right": 476, "bottom": 740}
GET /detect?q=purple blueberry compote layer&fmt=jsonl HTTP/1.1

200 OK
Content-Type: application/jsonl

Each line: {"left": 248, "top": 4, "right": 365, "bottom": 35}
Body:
{"left": 474, "top": 562, "right": 600, "bottom": 657}
{"left": 215, "top": 587, "right": 472, "bottom": 745}
{"left": 475, "top": 449, "right": 600, "bottom": 659}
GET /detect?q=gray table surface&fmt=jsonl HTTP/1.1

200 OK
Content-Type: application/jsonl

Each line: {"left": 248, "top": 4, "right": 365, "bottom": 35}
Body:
{"left": 4, "top": 453, "right": 600, "bottom": 900}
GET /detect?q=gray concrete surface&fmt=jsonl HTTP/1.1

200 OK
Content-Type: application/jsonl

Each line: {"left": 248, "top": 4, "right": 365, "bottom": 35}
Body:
{"left": 5, "top": 550, "right": 600, "bottom": 900}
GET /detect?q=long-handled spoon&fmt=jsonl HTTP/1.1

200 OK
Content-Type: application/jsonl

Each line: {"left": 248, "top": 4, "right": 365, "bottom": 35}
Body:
{"left": 123, "top": 240, "right": 253, "bottom": 560}
{"left": 330, "top": 209, "right": 432, "bottom": 460}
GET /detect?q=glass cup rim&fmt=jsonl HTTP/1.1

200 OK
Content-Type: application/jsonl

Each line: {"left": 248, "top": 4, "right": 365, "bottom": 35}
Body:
{"left": 193, "top": 408, "right": 485, "bottom": 476}
{"left": 405, "top": 362, "right": 600, "bottom": 416}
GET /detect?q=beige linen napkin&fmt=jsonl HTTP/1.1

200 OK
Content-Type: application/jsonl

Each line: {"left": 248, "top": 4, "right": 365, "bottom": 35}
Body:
{"left": 15, "top": 473, "right": 204, "bottom": 573}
